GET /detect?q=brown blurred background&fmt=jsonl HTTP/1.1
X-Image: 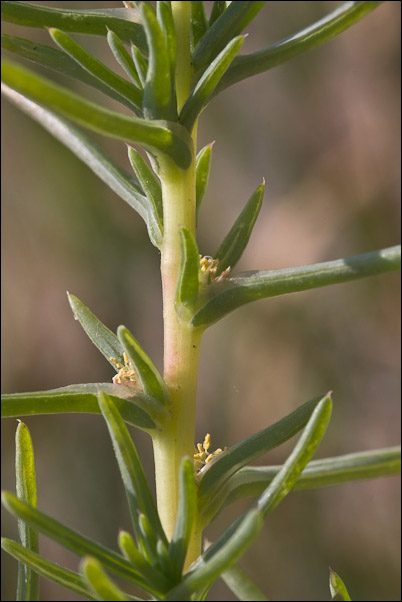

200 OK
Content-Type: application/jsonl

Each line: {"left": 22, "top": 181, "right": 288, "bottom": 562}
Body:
{"left": 1, "top": 2, "right": 401, "bottom": 600}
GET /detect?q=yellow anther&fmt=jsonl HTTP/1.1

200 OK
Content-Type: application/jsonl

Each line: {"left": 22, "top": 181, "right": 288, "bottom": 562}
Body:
{"left": 193, "top": 434, "right": 224, "bottom": 471}
{"left": 111, "top": 352, "right": 137, "bottom": 386}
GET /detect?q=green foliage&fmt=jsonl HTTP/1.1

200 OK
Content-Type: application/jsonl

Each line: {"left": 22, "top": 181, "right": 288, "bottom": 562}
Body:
{"left": 1, "top": 2, "right": 399, "bottom": 601}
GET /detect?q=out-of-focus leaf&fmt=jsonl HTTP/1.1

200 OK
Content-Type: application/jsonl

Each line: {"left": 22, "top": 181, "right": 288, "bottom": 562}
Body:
{"left": 48, "top": 28, "right": 142, "bottom": 112}
{"left": 1, "top": 2, "right": 147, "bottom": 50}
{"left": 176, "top": 227, "right": 200, "bottom": 306}
{"left": 215, "top": 180, "right": 264, "bottom": 275}
{"left": 81, "top": 557, "right": 130, "bottom": 601}
{"left": 1, "top": 34, "right": 137, "bottom": 110}
{"left": 197, "top": 395, "right": 326, "bottom": 507}
{"left": 191, "top": 2, "right": 208, "bottom": 48}
{"left": 1, "top": 59, "right": 192, "bottom": 169}
{"left": 1, "top": 384, "right": 168, "bottom": 432}
{"left": 1, "top": 492, "right": 149, "bottom": 590}
{"left": 67, "top": 293, "right": 124, "bottom": 370}
{"left": 0, "top": 85, "right": 163, "bottom": 247}
{"left": 180, "top": 35, "right": 245, "bottom": 132}
{"left": 207, "top": 446, "right": 401, "bottom": 523}
{"left": 1, "top": 539, "right": 96, "bottom": 601}
{"left": 196, "top": 142, "right": 214, "bottom": 213}
{"left": 15, "top": 422, "right": 39, "bottom": 602}
{"left": 128, "top": 146, "right": 163, "bottom": 228}
{"left": 107, "top": 29, "right": 142, "bottom": 88}
{"left": 192, "top": 1, "right": 266, "bottom": 71}
{"left": 329, "top": 568, "right": 352, "bottom": 601}
{"left": 191, "top": 245, "right": 402, "bottom": 328}
{"left": 169, "top": 458, "right": 197, "bottom": 578}
{"left": 98, "top": 392, "right": 167, "bottom": 545}
{"left": 157, "top": 2, "right": 177, "bottom": 80}
{"left": 118, "top": 531, "right": 171, "bottom": 592}
{"left": 118, "top": 326, "right": 169, "bottom": 405}
{"left": 217, "top": 1, "right": 384, "bottom": 94}
{"left": 221, "top": 563, "right": 269, "bottom": 601}
{"left": 209, "top": 1, "right": 227, "bottom": 26}
{"left": 141, "top": 3, "right": 176, "bottom": 121}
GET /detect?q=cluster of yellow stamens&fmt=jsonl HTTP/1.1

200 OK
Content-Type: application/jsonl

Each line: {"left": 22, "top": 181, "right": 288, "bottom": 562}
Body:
{"left": 110, "top": 352, "right": 137, "bottom": 385}
{"left": 199, "top": 255, "right": 231, "bottom": 284}
{"left": 193, "top": 433, "right": 223, "bottom": 471}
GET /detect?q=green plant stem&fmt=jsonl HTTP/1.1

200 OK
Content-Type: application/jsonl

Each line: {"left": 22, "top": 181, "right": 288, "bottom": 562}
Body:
{"left": 152, "top": 1, "right": 202, "bottom": 567}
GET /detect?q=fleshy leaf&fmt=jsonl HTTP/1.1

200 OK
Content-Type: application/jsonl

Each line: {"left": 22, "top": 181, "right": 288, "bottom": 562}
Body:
{"left": 196, "top": 142, "right": 214, "bottom": 214}
{"left": 1, "top": 59, "right": 192, "bottom": 169}
{"left": 192, "top": 1, "right": 267, "bottom": 71}
{"left": 1, "top": 384, "right": 166, "bottom": 432}
{"left": 221, "top": 563, "right": 269, "bottom": 601}
{"left": 197, "top": 394, "right": 326, "bottom": 506}
{"left": 1, "top": 2, "right": 147, "bottom": 49}
{"left": 1, "top": 34, "right": 137, "bottom": 111}
{"left": 117, "top": 326, "right": 169, "bottom": 405}
{"left": 141, "top": 3, "right": 176, "bottom": 121}
{"left": 157, "top": 1, "right": 177, "bottom": 81}
{"left": 1, "top": 539, "right": 96, "bottom": 601}
{"left": 107, "top": 29, "right": 142, "bottom": 88}
{"left": 1, "top": 85, "right": 163, "bottom": 247}
{"left": 118, "top": 531, "right": 171, "bottom": 592}
{"left": 215, "top": 180, "right": 264, "bottom": 275}
{"left": 67, "top": 293, "right": 124, "bottom": 370}
{"left": 98, "top": 391, "right": 167, "bottom": 545}
{"left": 191, "top": 245, "right": 402, "bottom": 328}
{"left": 131, "top": 45, "right": 148, "bottom": 88}
{"left": 15, "top": 422, "right": 39, "bottom": 602}
{"left": 190, "top": 2, "right": 208, "bottom": 48}
{"left": 81, "top": 557, "right": 130, "bottom": 601}
{"left": 176, "top": 227, "right": 200, "bottom": 306}
{"left": 217, "top": 1, "right": 384, "bottom": 94}
{"left": 169, "top": 458, "right": 197, "bottom": 578}
{"left": 209, "top": 1, "right": 227, "bottom": 26}
{"left": 48, "top": 28, "right": 142, "bottom": 113}
{"left": 128, "top": 146, "right": 163, "bottom": 229}
{"left": 1, "top": 492, "right": 149, "bottom": 590}
{"left": 329, "top": 568, "right": 352, "bottom": 601}
{"left": 180, "top": 35, "right": 245, "bottom": 132}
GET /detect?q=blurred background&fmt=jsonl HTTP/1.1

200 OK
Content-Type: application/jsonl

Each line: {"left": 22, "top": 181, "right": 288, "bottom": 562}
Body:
{"left": 1, "top": 1, "right": 401, "bottom": 600}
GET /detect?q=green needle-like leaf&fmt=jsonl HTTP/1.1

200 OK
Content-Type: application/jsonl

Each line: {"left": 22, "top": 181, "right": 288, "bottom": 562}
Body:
{"left": 131, "top": 45, "right": 148, "bottom": 88}
{"left": 1, "top": 539, "right": 96, "bottom": 601}
{"left": 141, "top": 3, "right": 176, "bottom": 121}
{"left": 15, "top": 422, "right": 39, "bottom": 602}
{"left": 191, "top": 245, "right": 402, "bottom": 328}
{"left": 1, "top": 34, "right": 137, "bottom": 111}
{"left": 157, "top": 2, "right": 177, "bottom": 81}
{"left": 117, "top": 326, "right": 169, "bottom": 405}
{"left": 98, "top": 391, "right": 167, "bottom": 546}
{"left": 190, "top": 2, "right": 208, "bottom": 48}
{"left": 1, "top": 2, "right": 147, "bottom": 50}
{"left": 1, "top": 59, "right": 192, "bottom": 169}
{"left": 257, "top": 394, "right": 332, "bottom": 517}
{"left": 217, "top": 1, "right": 384, "bottom": 94}
{"left": 1, "top": 492, "right": 149, "bottom": 590}
{"left": 107, "top": 29, "right": 142, "bottom": 88}
{"left": 128, "top": 146, "right": 163, "bottom": 228}
{"left": 180, "top": 35, "right": 245, "bottom": 132}
{"left": 209, "top": 2, "right": 227, "bottom": 26}
{"left": 67, "top": 293, "right": 125, "bottom": 370}
{"left": 197, "top": 394, "right": 326, "bottom": 505}
{"left": 221, "top": 563, "right": 270, "bottom": 601}
{"left": 192, "top": 1, "right": 267, "bottom": 71}
{"left": 196, "top": 142, "right": 214, "bottom": 214}
{"left": 48, "top": 28, "right": 142, "bottom": 113}
{"left": 330, "top": 568, "right": 352, "bottom": 601}
{"left": 1, "top": 384, "right": 166, "bottom": 432}
{"left": 209, "top": 446, "right": 401, "bottom": 523}
{"left": 81, "top": 557, "right": 130, "bottom": 601}
{"left": 1, "top": 85, "right": 163, "bottom": 247}
{"left": 118, "top": 531, "right": 171, "bottom": 592}
{"left": 176, "top": 227, "right": 200, "bottom": 306}
{"left": 169, "top": 458, "right": 197, "bottom": 578}
{"left": 215, "top": 180, "right": 264, "bottom": 275}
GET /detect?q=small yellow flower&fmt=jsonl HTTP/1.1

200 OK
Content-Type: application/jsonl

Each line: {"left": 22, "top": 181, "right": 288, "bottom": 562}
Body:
{"left": 194, "top": 433, "right": 223, "bottom": 472}
{"left": 110, "top": 352, "right": 137, "bottom": 386}
{"left": 199, "top": 255, "right": 231, "bottom": 285}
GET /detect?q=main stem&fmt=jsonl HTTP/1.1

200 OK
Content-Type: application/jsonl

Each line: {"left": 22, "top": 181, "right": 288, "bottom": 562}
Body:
{"left": 152, "top": 2, "right": 202, "bottom": 565}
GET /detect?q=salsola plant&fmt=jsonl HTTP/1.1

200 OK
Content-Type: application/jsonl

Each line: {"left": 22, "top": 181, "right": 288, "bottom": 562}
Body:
{"left": 1, "top": 1, "right": 400, "bottom": 600}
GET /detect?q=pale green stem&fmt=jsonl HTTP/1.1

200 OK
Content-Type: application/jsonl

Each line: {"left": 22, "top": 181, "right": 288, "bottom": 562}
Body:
{"left": 152, "top": 2, "right": 203, "bottom": 566}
